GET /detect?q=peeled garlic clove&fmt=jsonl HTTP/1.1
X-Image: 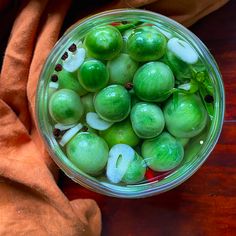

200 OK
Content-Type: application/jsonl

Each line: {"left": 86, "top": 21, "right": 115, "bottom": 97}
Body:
{"left": 63, "top": 48, "right": 86, "bottom": 72}
{"left": 106, "top": 144, "right": 135, "bottom": 184}
{"left": 86, "top": 112, "right": 113, "bottom": 131}
{"left": 54, "top": 123, "right": 76, "bottom": 131}
{"left": 49, "top": 82, "right": 59, "bottom": 89}
{"left": 167, "top": 37, "right": 198, "bottom": 64}
{"left": 178, "top": 83, "right": 191, "bottom": 91}
{"left": 59, "top": 123, "right": 83, "bottom": 146}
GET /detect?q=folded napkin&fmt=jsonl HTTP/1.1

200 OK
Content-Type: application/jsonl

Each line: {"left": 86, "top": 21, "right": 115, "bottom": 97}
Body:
{"left": 0, "top": 0, "right": 228, "bottom": 235}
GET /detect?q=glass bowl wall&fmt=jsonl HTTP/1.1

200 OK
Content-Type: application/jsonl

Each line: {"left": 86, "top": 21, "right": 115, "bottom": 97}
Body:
{"left": 36, "top": 9, "right": 225, "bottom": 198}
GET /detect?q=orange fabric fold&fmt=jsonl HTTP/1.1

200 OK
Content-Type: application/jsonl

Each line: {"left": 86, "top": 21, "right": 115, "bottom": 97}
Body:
{"left": 0, "top": 0, "right": 229, "bottom": 235}
{"left": 0, "top": 0, "right": 101, "bottom": 235}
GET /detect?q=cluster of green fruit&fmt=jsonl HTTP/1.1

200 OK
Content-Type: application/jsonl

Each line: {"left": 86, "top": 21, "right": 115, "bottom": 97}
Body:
{"left": 47, "top": 21, "right": 212, "bottom": 185}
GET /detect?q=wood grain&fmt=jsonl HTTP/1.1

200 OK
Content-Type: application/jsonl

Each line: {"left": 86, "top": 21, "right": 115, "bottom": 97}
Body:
{"left": 59, "top": 1, "right": 236, "bottom": 235}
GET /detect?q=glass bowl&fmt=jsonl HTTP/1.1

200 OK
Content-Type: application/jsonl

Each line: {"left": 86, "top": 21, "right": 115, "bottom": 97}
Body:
{"left": 36, "top": 9, "right": 225, "bottom": 198}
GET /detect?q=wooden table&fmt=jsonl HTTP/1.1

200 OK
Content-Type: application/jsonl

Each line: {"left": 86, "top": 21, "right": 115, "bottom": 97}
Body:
{"left": 60, "top": 1, "right": 236, "bottom": 235}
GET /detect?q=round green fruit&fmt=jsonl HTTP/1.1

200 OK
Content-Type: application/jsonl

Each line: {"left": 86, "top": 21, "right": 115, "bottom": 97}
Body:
{"left": 66, "top": 132, "right": 109, "bottom": 175}
{"left": 80, "top": 93, "right": 95, "bottom": 114}
{"left": 99, "top": 119, "right": 140, "bottom": 148}
{"left": 142, "top": 132, "right": 184, "bottom": 172}
{"left": 94, "top": 85, "right": 131, "bottom": 122}
{"left": 133, "top": 62, "right": 174, "bottom": 102}
{"left": 49, "top": 89, "right": 84, "bottom": 125}
{"left": 130, "top": 102, "right": 165, "bottom": 139}
{"left": 176, "top": 137, "right": 189, "bottom": 147}
{"left": 163, "top": 93, "right": 207, "bottom": 138}
{"left": 127, "top": 26, "right": 166, "bottom": 62}
{"left": 58, "top": 70, "right": 88, "bottom": 96}
{"left": 107, "top": 53, "right": 139, "bottom": 85}
{"left": 84, "top": 25, "right": 123, "bottom": 60}
{"left": 78, "top": 59, "right": 109, "bottom": 92}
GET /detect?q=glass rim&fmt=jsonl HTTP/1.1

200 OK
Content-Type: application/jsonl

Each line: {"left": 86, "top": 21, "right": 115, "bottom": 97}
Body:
{"left": 36, "top": 9, "right": 225, "bottom": 198}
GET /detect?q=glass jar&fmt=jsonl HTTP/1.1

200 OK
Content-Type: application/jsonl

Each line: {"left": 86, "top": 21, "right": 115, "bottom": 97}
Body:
{"left": 36, "top": 9, "right": 225, "bottom": 198}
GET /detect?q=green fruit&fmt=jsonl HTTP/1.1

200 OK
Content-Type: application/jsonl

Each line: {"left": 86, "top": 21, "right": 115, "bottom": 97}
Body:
{"left": 130, "top": 102, "right": 165, "bottom": 139}
{"left": 84, "top": 25, "right": 123, "bottom": 60}
{"left": 127, "top": 26, "right": 166, "bottom": 62}
{"left": 133, "top": 62, "right": 174, "bottom": 102}
{"left": 58, "top": 70, "right": 88, "bottom": 96}
{"left": 78, "top": 59, "right": 109, "bottom": 92}
{"left": 176, "top": 137, "right": 189, "bottom": 147}
{"left": 167, "top": 37, "right": 198, "bottom": 64}
{"left": 81, "top": 93, "right": 95, "bottom": 114}
{"left": 142, "top": 132, "right": 184, "bottom": 172}
{"left": 94, "top": 85, "right": 131, "bottom": 122}
{"left": 99, "top": 119, "right": 140, "bottom": 148}
{"left": 49, "top": 89, "right": 84, "bottom": 125}
{"left": 107, "top": 53, "right": 139, "bottom": 85}
{"left": 122, "top": 153, "right": 146, "bottom": 184}
{"left": 66, "top": 132, "right": 109, "bottom": 175}
{"left": 163, "top": 93, "right": 208, "bottom": 138}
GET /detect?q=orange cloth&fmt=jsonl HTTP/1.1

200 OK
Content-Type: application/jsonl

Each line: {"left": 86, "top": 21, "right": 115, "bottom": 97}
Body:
{"left": 0, "top": 0, "right": 228, "bottom": 235}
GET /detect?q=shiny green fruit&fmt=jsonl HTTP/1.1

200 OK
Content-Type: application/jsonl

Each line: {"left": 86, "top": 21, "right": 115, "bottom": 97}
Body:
{"left": 66, "top": 132, "right": 109, "bottom": 175}
{"left": 133, "top": 62, "right": 174, "bottom": 102}
{"left": 130, "top": 102, "right": 165, "bottom": 139}
{"left": 99, "top": 119, "right": 140, "bottom": 148}
{"left": 176, "top": 137, "right": 189, "bottom": 147}
{"left": 163, "top": 93, "right": 208, "bottom": 138}
{"left": 127, "top": 26, "right": 166, "bottom": 62}
{"left": 58, "top": 70, "right": 88, "bottom": 96}
{"left": 49, "top": 89, "right": 84, "bottom": 125}
{"left": 94, "top": 85, "right": 131, "bottom": 122}
{"left": 78, "top": 59, "right": 109, "bottom": 92}
{"left": 84, "top": 25, "right": 123, "bottom": 60}
{"left": 142, "top": 132, "right": 184, "bottom": 172}
{"left": 107, "top": 53, "right": 139, "bottom": 85}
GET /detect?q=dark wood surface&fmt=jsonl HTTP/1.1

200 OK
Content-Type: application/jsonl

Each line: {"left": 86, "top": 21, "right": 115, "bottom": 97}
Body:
{"left": 59, "top": 1, "right": 236, "bottom": 235}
